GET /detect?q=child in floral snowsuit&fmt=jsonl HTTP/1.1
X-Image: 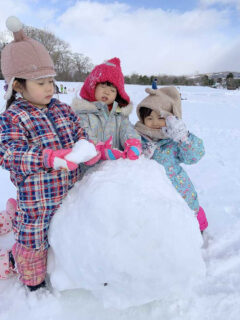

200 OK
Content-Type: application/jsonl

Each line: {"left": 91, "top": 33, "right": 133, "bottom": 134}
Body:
{"left": 135, "top": 87, "right": 208, "bottom": 232}
{"left": 0, "top": 17, "right": 99, "bottom": 290}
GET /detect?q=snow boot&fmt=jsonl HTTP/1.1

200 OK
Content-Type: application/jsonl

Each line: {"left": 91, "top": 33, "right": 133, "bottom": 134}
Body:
{"left": 0, "top": 198, "right": 17, "bottom": 235}
{"left": 27, "top": 280, "right": 46, "bottom": 292}
{"left": 196, "top": 206, "right": 208, "bottom": 232}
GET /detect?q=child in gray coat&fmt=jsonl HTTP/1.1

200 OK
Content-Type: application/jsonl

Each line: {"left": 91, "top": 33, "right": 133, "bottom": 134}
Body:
{"left": 71, "top": 57, "right": 142, "bottom": 162}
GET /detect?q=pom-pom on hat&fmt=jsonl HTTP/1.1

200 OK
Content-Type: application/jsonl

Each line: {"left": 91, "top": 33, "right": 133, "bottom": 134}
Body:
{"left": 137, "top": 86, "right": 182, "bottom": 121}
{"left": 1, "top": 16, "right": 56, "bottom": 100}
{"left": 80, "top": 57, "right": 130, "bottom": 105}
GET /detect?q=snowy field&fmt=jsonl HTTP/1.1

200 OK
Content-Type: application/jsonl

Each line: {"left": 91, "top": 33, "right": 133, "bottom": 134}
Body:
{"left": 0, "top": 81, "right": 240, "bottom": 319}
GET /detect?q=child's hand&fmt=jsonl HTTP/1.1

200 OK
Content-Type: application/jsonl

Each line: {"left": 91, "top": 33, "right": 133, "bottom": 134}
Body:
{"left": 97, "top": 137, "right": 125, "bottom": 160}
{"left": 162, "top": 116, "right": 189, "bottom": 143}
{"left": 124, "top": 139, "right": 142, "bottom": 160}
{"left": 43, "top": 149, "right": 78, "bottom": 171}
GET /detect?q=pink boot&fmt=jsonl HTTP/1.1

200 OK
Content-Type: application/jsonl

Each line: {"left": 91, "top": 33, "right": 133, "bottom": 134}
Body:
{"left": 196, "top": 206, "right": 208, "bottom": 232}
{"left": 0, "top": 249, "right": 16, "bottom": 279}
{"left": 0, "top": 198, "right": 17, "bottom": 235}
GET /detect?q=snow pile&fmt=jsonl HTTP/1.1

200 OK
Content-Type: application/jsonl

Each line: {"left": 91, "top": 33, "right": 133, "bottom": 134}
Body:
{"left": 48, "top": 157, "right": 205, "bottom": 309}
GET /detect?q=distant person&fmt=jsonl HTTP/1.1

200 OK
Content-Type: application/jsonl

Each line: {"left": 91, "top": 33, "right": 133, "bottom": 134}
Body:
{"left": 60, "top": 83, "right": 64, "bottom": 93}
{"left": 152, "top": 78, "right": 158, "bottom": 90}
{"left": 0, "top": 17, "right": 100, "bottom": 291}
{"left": 71, "top": 57, "right": 142, "bottom": 167}
{"left": 134, "top": 87, "right": 208, "bottom": 233}
{"left": 64, "top": 86, "right": 67, "bottom": 94}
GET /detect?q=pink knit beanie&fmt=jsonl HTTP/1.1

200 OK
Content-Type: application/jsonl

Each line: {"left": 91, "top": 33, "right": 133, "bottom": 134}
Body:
{"left": 80, "top": 57, "right": 130, "bottom": 105}
{"left": 1, "top": 16, "right": 56, "bottom": 100}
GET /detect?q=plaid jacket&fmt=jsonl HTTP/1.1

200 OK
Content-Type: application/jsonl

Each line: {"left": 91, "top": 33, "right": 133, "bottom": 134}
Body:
{"left": 0, "top": 98, "right": 87, "bottom": 249}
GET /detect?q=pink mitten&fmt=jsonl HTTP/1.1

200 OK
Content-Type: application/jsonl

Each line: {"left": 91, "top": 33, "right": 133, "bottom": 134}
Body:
{"left": 95, "top": 137, "right": 125, "bottom": 161}
{"left": 124, "top": 139, "right": 142, "bottom": 160}
{"left": 84, "top": 146, "right": 102, "bottom": 166}
{"left": 0, "top": 198, "right": 17, "bottom": 235}
{"left": 43, "top": 148, "right": 78, "bottom": 171}
{"left": 0, "top": 249, "right": 16, "bottom": 280}
{"left": 196, "top": 206, "right": 208, "bottom": 232}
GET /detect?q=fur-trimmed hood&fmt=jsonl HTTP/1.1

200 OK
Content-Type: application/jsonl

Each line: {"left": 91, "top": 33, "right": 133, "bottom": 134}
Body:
{"left": 71, "top": 97, "right": 133, "bottom": 117}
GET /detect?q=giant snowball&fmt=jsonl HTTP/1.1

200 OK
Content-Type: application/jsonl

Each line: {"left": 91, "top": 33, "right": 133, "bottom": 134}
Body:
{"left": 48, "top": 158, "right": 205, "bottom": 309}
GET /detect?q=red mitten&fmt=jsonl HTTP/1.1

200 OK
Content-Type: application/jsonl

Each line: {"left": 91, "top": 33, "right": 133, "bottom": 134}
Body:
{"left": 43, "top": 149, "right": 78, "bottom": 171}
{"left": 124, "top": 139, "right": 142, "bottom": 160}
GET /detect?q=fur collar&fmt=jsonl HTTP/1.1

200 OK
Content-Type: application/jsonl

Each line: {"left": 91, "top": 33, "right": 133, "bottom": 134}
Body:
{"left": 71, "top": 97, "right": 133, "bottom": 117}
{"left": 135, "top": 121, "right": 168, "bottom": 140}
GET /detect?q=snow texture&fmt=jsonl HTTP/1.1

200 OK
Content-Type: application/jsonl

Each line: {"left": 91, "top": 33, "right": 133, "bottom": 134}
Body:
{"left": 48, "top": 157, "right": 205, "bottom": 308}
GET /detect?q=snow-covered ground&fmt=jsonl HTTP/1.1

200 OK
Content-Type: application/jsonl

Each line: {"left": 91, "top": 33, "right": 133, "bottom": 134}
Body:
{"left": 0, "top": 81, "right": 240, "bottom": 319}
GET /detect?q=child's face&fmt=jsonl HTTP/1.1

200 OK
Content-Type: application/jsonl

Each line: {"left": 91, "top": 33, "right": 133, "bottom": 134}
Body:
{"left": 95, "top": 83, "right": 117, "bottom": 105}
{"left": 19, "top": 77, "right": 55, "bottom": 107}
{"left": 144, "top": 110, "right": 166, "bottom": 129}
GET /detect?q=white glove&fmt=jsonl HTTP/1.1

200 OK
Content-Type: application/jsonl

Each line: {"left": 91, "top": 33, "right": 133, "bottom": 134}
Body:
{"left": 143, "top": 141, "right": 157, "bottom": 159}
{"left": 162, "top": 116, "right": 189, "bottom": 143}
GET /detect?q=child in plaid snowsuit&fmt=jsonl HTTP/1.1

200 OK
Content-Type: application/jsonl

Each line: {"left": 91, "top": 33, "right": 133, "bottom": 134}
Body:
{"left": 0, "top": 17, "right": 99, "bottom": 290}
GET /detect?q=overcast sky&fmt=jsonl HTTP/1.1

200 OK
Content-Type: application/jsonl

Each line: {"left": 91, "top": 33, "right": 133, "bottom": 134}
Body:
{"left": 0, "top": 0, "right": 240, "bottom": 76}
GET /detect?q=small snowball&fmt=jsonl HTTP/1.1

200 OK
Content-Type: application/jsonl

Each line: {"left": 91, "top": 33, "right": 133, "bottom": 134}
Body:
{"left": 65, "top": 139, "right": 97, "bottom": 163}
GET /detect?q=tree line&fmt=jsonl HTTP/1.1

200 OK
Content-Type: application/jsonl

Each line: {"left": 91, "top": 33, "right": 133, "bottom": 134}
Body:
{"left": 0, "top": 26, "right": 239, "bottom": 89}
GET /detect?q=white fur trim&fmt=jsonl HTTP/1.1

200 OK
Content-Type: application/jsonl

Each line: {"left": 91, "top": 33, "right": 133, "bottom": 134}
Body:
{"left": 6, "top": 16, "right": 22, "bottom": 32}
{"left": 71, "top": 96, "right": 133, "bottom": 117}
{"left": 120, "top": 102, "right": 133, "bottom": 117}
{"left": 32, "top": 74, "right": 56, "bottom": 80}
{"left": 71, "top": 97, "right": 97, "bottom": 112}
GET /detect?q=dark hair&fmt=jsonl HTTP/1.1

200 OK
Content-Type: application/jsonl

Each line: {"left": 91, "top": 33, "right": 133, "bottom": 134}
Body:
{"left": 139, "top": 107, "right": 152, "bottom": 122}
{"left": 100, "top": 81, "right": 128, "bottom": 107}
{"left": 6, "top": 78, "right": 26, "bottom": 109}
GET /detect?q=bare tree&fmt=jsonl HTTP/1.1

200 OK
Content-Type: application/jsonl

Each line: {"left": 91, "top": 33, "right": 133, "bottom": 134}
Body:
{"left": 21, "top": 25, "right": 93, "bottom": 81}
{"left": 71, "top": 53, "right": 93, "bottom": 81}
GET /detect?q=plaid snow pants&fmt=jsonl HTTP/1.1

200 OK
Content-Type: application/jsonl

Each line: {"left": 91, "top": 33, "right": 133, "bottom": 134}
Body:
{"left": 12, "top": 242, "right": 47, "bottom": 286}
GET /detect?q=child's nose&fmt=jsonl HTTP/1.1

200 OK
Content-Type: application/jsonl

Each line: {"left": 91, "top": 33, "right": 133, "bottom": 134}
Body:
{"left": 103, "top": 88, "right": 111, "bottom": 95}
